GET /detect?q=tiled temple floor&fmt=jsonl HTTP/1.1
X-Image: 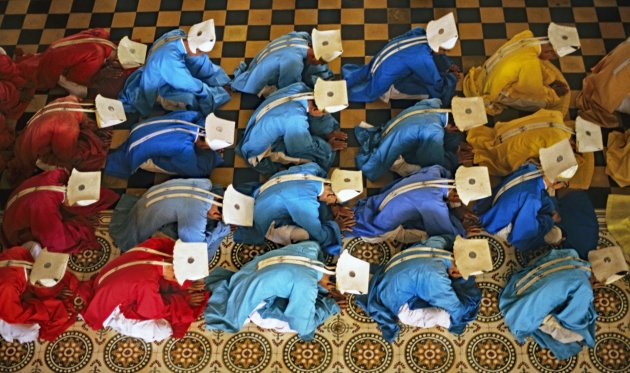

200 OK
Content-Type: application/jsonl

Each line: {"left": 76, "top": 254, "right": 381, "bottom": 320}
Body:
{"left": 0, "top": 0, "right": 629, "bottom": 372}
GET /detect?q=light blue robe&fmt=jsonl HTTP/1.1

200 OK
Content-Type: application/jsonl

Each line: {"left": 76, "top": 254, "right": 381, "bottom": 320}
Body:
{"left": 233, "top": 163, "right": 343, "bottom": 255}
{"left": 342, "top": 28, "right": 457, "bottom": 104}
{"left": 109, "top": 178, "right": 230, "bottom": 257}
{"left": 476, "top": 163, "right": 555, "bottom": 252}
{"left": 553, "top": 191, "right": 598, "bottom": 260}
{"left": 348, "top": 166, "right": 465, "bottom": 240}
{"left": 236, "top": 82, "right": 339, "bottom": 175}
{"left": 231, "top": 32, "right": 333, "bottom": 95}
{"left": 355, "top": 235, "right": 482, "bottom": 342}
{"left": 119, "top": 30, "right": 231, "bottom": 116}
{"left": 104, "top": 111, "right": 223, "bottom": 179}
{"left": 204, "top": 241, "right": 340, "bottom": 340}
{"left": 355, "top": 98, "right": 461, "bottom": 181}
{"left": 499, "top": 249, "right": 596, "bottom": 360}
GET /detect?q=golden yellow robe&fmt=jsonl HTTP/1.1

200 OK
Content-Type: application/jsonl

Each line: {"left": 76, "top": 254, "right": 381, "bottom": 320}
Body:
{"left": 576, "top": 38, "right": 630, "bottom": 128}
{"left": 467, "top": 109, "right": 594, "bottom": 189}
{"left": 463, "top": 30, "right": 570, "bottom": 116}
{"left": 606, "top": 194, "right": 630, "bottom": 258}
{"left": 605, "top": 129, "right": 630, "bottom": 187}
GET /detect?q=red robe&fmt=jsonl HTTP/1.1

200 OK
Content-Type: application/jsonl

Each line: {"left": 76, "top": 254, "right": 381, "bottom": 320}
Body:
{"left": 0, "top": 54, "right": 36, "bottom": 151}
{"left": 7, "top": 95, "right": 111, "bottom": 185}
{"left": 81, "top": 237, "right": 208, "bottom": 338}
{"left": 2, "top": 169, "right": 119, "bottom": 253}
{"left": 0, "top": 247, "right": 82, "bottom": 341}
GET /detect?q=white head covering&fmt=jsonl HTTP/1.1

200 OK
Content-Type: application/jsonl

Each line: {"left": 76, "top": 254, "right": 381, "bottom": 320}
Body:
{"left": 451, "top": 96, "right": 488, "bottom": 131}
{"left": 588, "top": 246, "right": 629, "bottom": 285}
{"left": 222, "top": 185, "right": 255, "bottom": 227}
{"left": 66, "top": 169, "right": 101, "bottom": 206}
{"left": 575, "top": 116, "right": 603, "bottom": 153}
{"left": 311, "top": 29, "right": 343, "bottom": 62}
{"left": 204, "top": 113, "right": 235, "bottom": 150}
{"left": 453, "top": 236, "right": 493, "bottom": 280}
{"left": 547, "top": 22, "right": 581, "bottom": 57}
{"left": 336, "top": 250, "right": 370, "bottom": 295}
{"left": 313, "top": 79, "right": 349, "bottom": 113}
{"left": 29, "top": 249, "right": 69, "bottom": 288}
{"left": 172, "top": 240, "right": 209, "bottom": 285}
{"left": 539, "top": 139, "right": 578, "bottom": 182}
{"left": 188, "top": 19, "right": 216, "bottom": 53}
{"left": 330, "top": 169, "right": 363, "bottom": 203}
{"left": 95, "top": 94, "right": 126, "bottom": 128}
{"left": 426, "top": 12, "right": 459, "bottom": 52}
{"left": 117, "top": 36, "right": 147, "bottom": 69}
{"left": 454, "top": 166, "right": 492, "bottom": 205}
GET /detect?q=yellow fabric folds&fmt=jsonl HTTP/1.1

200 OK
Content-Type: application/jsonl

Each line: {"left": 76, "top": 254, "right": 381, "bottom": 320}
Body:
{"left": 605, "top": 130, "right": 630, "bottom": 187}
{"left": 606, "top": 194, "right": 630, "bottom": 258}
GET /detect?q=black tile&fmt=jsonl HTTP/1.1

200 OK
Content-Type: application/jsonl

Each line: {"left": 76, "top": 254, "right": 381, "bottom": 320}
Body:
{"left": 582, "top": 56, "right": 602, "bottom": 71}
{"left": 1, "top": 15, "right": 24, "bottom": 29}
{"left": 247, "top": 26, "right": 271, "bottom": 41}
{"left": 65, "top": 29, "right": 84, "bottom": 37}
{"left": 434, "top": 0, "right": 455, "bottom": 6}
{"left": 524, "top": 0, "right": 547, "bottom": 6}
{"left": 45, "top": 14, "right": 69, "bottom": 29}
{"left": 214, "top": 26, "right": 225, "bottom": 40}
{"left": 576, "top": 23, "right": 601, "bottom": 38}
{"left": 271, "top": 10, "right": 295, "bottom": 24}
{"left": 340, "top": 57, "right": 367, "bottom": 69}
{"left": 71, "top": 0, "right": 95, "bottom": 13}
{"left": 127, "top": 170, "right": 158, "bottom": 188}
{"left": 596, "top": 7, "right": 621, "bottom": 22}
{"left": 155, "top": 27, "right": 175, "bottom": 40}
{"left": 110, "top": 28, "right": 135, "bottom": 41}
{"left": 388, "top": 0, "right": 410, "bottom": 7}
{"left": 604, "top": 39, "right": 627, "bottom": 54}
{"left": 294, "top": 25, "right": 316, "bottom": 33}
{"left": 388, "top": 24, "right": 411, "bottom": 39}
{"left": 218, "top": 150, "right": 235, "bottom": 167}
{"left": 365, "top": 40, "right": 388, "bottom": 55}
{"left": 570, "top": 0, "right": 593, "bottom": 5}
{"left": 365, "top": 110, "right": 393, "bottom": 126}
{"left": 0, "top": 46, "right": 15, "bottom": 56}
{"left": 204, "top": 0, "right": 227, "bottom": 10}
{"left": 549, "top": 8, "right": 574, "bottom": 23}
{"left": 319, "top": 9, "right": 341, "bottom": 24}
{"left": 480, "top": 0, "right": 502, "bottom": 5}
{"left": 410, "top": 8, "right": 432, "bottom": 24}
{"left": 135, "top": 12, "right": 158, "bottom": 27}
{"left": 341, "top": 0, "right": 364, "bottom": 8}
{"left": 503, "top": 8, "right": 527, "bottom": 22}
{"left": 457, "top": 8, "right": 481, "bottom": 23}
{"left": 295, "top": 0, "right": 318, "bottom": 8}
{"left": 226, "top": 10, "right": 249, "bottom": 25}
{"left": 90, "top": 13, "right": 114, "bottom": 28}
{"left": 342, "top": 25, "right": 364, "bottom": 40}
{"left": 18, "top": 30, "right": 42, "bottom": 44}
{"left": 233, "top": 168, "right": 263, "bottom": 184}
{"left": 250, "top": 0, "right": 273, "bottom": 8}
{"left": 116, "top": 0, "right": 139, "bottom": 12}
{"left": 27, "top": 1, "right": 50, "bottom": 13}
{"left": 482, "top": 24, "right": 507, "bottom": 39}
{"left": 460, "top": 40, "right": 485, "bottom": 55}
{"left": 365, "top": 9, "right": 388, "bottom": 23}
{"left": 585, "top": 188, "right": 609, "bottom": 209}
{"left": 594, "top": 151, "right": 606, "bottom": 167}
{"left": 390, "top": 99, "right": 417, "bottom": 109}
{"left": 239, "top": 93, "right": 264, "bottom": 110}
{"left": 180, "top": 11, "right": 204, "bottom": 26}
{"left": 0, "top": 2, "right": 6, "bottom": 14}
{"left": 564, "top": 73, "right": 585, "bottom": 90}
{"left": 528, "top": 23, "right": 548, "bottom": 37}
{"left": 160, "top": 0, "right": 183, "bottom": 10}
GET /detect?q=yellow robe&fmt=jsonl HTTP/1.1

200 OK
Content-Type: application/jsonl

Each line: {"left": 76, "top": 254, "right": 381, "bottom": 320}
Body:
{"left": 605, "top": 129, "right": 630, "bottom": 187}
{"left": 463, "top": 30, "right": 570, "bottom": 116}
{"left": 606, "top": 194, "right": 630, "bottom": 258}
{"left": 467, "top": 109, "right": 594, "bottom": 189}
{"left": 576, "top": 38, "right": 630, "bottom": 128}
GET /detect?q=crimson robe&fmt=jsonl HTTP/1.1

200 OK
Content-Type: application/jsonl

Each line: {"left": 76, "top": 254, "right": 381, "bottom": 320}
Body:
{"left": 81, "top": 237, "right": 207, "bottom": 338}
{"left": 2, "top": 169, "right": 119, "bottom": 253}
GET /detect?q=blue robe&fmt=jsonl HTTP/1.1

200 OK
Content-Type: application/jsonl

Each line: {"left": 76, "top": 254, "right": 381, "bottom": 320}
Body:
{"left": 499, "top": 249, "right": 596, "bottom": 360}
{"left": 234, "top": 163, "right": 343, "bottom": 255}
{"left": 109, "top": 178, "right": 230, "bottom": 257}
{"left": 342, "top": 28, "right": 457, "bottom": 104}
{"left": 104, "top": 111, "right": 223, "bottom": 179}
{"left": 204, "top": 241, "right": 340, "bottom": 340}
{"left": 553, "top": 191, "right": 599, "bottom": 260}
{"left": 119, "top": 30, "right": 231, "bottom": 116}
{"left": 231, "top": 32, "right": 333, "bottom": 95}
{"left": 355, "top": 99, "right": 461, "bottom": 181}
{"left": 236, "top": 83, "right": 339, "bottom": 175}
{"left": 355, "top": 235, "right": 482, "bottom": 342}
{"left": 476, "top": 164, "right": 555, "bottom": 252}
{"left": 348, "top": 166, "right": 465, "bottom": 240}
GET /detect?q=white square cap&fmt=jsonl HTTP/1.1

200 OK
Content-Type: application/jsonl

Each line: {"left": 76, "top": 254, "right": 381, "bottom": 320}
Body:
{"left": 314, "top": 78, "right": 349, "bottom": 113}
{"left": 204, "top": 113, "right": 235, "bottom": 150}
{"left": 455, "top": 166, "right": 491, "bottom": 205}
{"left": 330, "top": 169, "right": 363, "bottom": 203}
{"left": 336, "top": 250, "right": 370, "bottom": 295}
{"left": 311, "top": 28, "right": 343, "bottom": 62}
{"left": 173, "top": 239, "right": 209, "bottom": 285}
{"left": 451, "top": 96, "right": 488, "bottom": 131}
{"left": 575, "top": 116, "right": 603, "bottom": 153}
{"left": 539, "top": 139, "right": 578, "bottom": 182}
{"left": 117, "top": 36, "right": 147, "bottom": 69}
{"left": 66, "top": 169, "right": 101, "bottom": 206}
{"left": 95, "top": 94, "right": 126, "bottom": 128}
{"left": 453, "top": 236, "right": 493, "bottom": 280}
{"left": 426, "top": 12, "right": 459, "bottom": 52}
{"left": 223, "top": 184, "right": 255, "bottom": 227}
{"left": 187, "top": 19, "right": 216, "bottom": 53}
{"left": 29, "top": 249, "right": 69, "bottom": 287}
{"left": 548, "top": 22, "right": 581, "bottom": 57}
{"left": 588, "top": 246, "right": 629, "bottom": 285}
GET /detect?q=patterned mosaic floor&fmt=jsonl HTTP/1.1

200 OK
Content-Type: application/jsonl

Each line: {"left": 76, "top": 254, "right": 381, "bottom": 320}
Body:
{"left": 1, "top": 0, "right": 630, "bottom": 372}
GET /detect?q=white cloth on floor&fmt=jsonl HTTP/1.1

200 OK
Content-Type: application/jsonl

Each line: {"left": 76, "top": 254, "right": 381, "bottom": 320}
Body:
{"left": 0, "top": 318, "right": 40, "bottom": 343}
{"left": 246, "top": 302, "right": 297, "bottom": 333}
{"left": 397, "top": 303, "right": 451, "bottom": 329}
{"left": 103, "top": 306, "right": 173, "bottom": 342}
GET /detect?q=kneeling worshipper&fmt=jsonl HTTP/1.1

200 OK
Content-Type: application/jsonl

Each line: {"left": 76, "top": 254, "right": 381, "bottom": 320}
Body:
{"left": 119, "top": 20, "right": 231, "bottom": 116}
{"left": 576, "top": 37, "right": 630, "bottom": 128}
{"left": 0, "top": 245, "right": 83, "bottom": 343}
{"left": 0, "top": 47, "right": 36, "bottom": 148}
{"left": 499, "top": 249, "right": 599, "bottom": 360}
{"left": 81, "top": 238, "right": 210, "bottom": 342}
{"left": 236, "top": 79, "right": 349, "bottom": 174}
{"left": 347, "top": 165, "right": 491, "bottom": 243}
{"left": 7, "top": 94, "right": 126, "bottom": 185}
{"left": 204, "top": 241, "right": 364, "bottom": 340}
{"left": 104, "top": 111, "right": 234, "bottom": 179}
{"left": 2, "top": 169, "right": 119, "bottom": 254}
{"left": 234, "top": 163, "right": 362, "bottom": 255}
{"left": 230, "top": 29, "right": 342, "bottom": 96}
{"left": 463, "top": 23, "right": 579, "bottom": 116}
{"left": 355, "top": 235, "right": 490, "bottom": 342}
{"left": 109, "top": 178, "right": 253, "bottom": 255}
{"left": 552, "top": 190, "right": 599, "bottom": 260}
{"left": 343, "top": 13, "right": 459, "bottom": 104}
{"left": 355, "top": 96, "right": 487, "bottom": 181}
{"left": 464, "top": 109, "right": 597, "bottom": 190}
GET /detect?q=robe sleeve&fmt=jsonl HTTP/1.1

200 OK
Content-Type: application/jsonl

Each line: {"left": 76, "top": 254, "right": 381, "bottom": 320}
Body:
{"left": 308, "top": 114, "right": 339, "bottom": 138}
{"left": 407, "top": 54, "right": 445, "bottom": 97}
{"left": 176, "top": 203, "right": 210, "bottom": 243}
{"left": 283, "top": 276, "right": 320, "bottom": 340}
{"left": 162, "top": 57, "right": 204, "bottom": 95}
{"left": 186, "top": 55, "right": 231, "bottom": 87}
{"left": 283, "top": 118, "right": 334, "bottom": 163}
{"left": 286, "top": 197, "right": 342, "bottom": 251}
{"left": 512, "top": 59, "right": 561, "bottom": 108}
{"left": 0, "top": 81, "right": 21, "bottom": 113}
{"left": 28, "top": 199, "right": 94, "bottom": 253}
{"left": 277, "top": 56, "right": 306, "bottom": 89}
{"left": 510, "top": 197, "right": 555, "bottom": 251}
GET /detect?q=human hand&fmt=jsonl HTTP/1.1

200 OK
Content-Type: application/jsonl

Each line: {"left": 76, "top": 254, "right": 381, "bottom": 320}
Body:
{"left": 187, "top": 280, "right": 205, "bottom": 292}
{"left": 327, "top": 131, "right": 348, "bottom": 151}
{"left": 552, "top": 211, "right": 561, "bottom": 223}
{"left": 335, "top": 214, "right": 356, "bottom": 232}
{"left": 188, "top": 292, "right": 207, "bottom": 307}
{"left": 549, "top": 80, "right": 569, "bottom": 96}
